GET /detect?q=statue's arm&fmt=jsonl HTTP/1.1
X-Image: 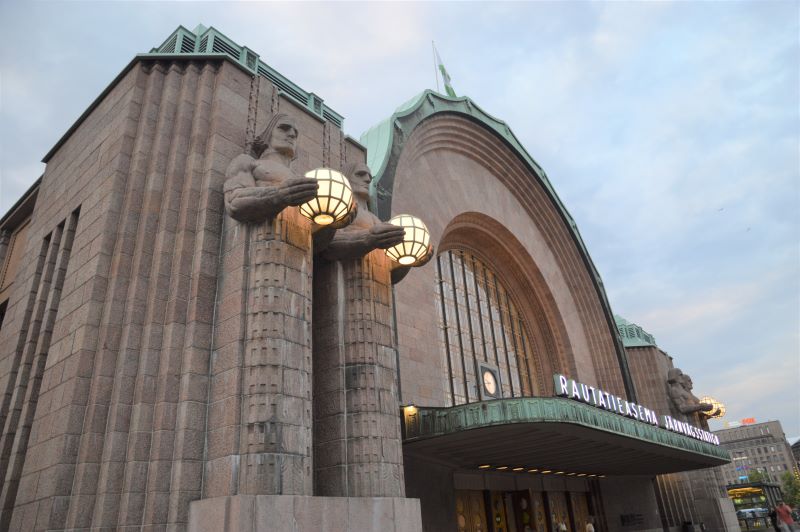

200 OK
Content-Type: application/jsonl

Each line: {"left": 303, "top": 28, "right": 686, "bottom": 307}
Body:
{"left": 322, "top": 223, "right": 405, "bottom": 261}
{"left": 678, "top": 399, "right": 714, "bottom": 415}
{"left": 223, "top": 155, "right": 317, "bottom": 222}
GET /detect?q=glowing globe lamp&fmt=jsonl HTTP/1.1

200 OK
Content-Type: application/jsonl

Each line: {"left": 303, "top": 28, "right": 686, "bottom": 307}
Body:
{"left": 385, "top": 215, "right": 430, "bottom": 266}
{"left": 299, "top": 168, "right": 354, "bottom": 226}
{"left": 700, "top": 396, "right": 726, "bottom": 419}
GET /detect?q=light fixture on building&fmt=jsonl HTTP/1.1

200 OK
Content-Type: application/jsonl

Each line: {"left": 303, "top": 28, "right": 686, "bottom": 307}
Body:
{"left": 541, "top": 470, "right": 552, "bottom": 474}
{"left": 402, "top": 404, "right": 417, "bottom": 415}
{"left": 700, "top": 396, "right": 726, "bottom": 419}
{"left": 496, "top": 466, "right": 508, "bottom": 470}
{"left": 299, "top": 168, "right": 354, "bottom": 226}
{"left": 385, "top": 215, "right": 431, "bottom": 266}
{"left": 512, "top": 467, "right": 524, "bottom": 472}
{"left": 528, "top": 469, "right": 539, "bottom": 473}
{"left": 478, "top": 464, "right": 492, "bottom": 469}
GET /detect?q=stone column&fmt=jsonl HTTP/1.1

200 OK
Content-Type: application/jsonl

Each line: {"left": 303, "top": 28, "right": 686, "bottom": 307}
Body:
{"left": 313, "top": 250, "right": 405, "bottom": 497}
{"left": 207, "top": 207, "right": 313, "bottom": 497}
{"left": 241, "top": 208, "right": 313, "bottom": 494}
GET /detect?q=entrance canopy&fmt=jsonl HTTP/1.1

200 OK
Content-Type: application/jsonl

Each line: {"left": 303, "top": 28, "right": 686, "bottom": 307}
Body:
{"left": 401, "top": 398, "right": 729, "bottom": 476}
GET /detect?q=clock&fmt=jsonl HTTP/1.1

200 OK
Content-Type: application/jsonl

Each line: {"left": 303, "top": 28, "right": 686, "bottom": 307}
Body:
{"left": 478, "top": 363, "right": 501, "bottom": 399}
{"left": 483, "top": 370, "right": 497, "bottom": 395}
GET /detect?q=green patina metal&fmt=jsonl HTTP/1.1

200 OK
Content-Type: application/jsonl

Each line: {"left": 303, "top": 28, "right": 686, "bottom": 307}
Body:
{"left": 402, "top": 397, "right": 730, "bottom": 464}
{"left": 146, "top": 25, "right": 344, "bottom": 128}
{"left": 615, "top": 315, "right": 658, "bottom": 348}
{"left": 361, "top": 90, "right": 637, "bottom": 402}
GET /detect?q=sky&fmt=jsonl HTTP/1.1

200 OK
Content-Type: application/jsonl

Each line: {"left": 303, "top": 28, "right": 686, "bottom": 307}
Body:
{"left": 1, "top": 2, "right": 798, "bottom": 440}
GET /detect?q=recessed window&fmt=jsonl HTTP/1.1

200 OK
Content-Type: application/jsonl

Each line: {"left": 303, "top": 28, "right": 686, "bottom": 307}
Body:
{"left": 435, "top": 249, "right": 538, "bottom": 406}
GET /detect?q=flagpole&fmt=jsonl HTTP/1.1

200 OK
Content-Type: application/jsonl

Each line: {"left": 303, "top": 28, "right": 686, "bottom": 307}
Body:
{"left": 432, "top": 40, "right": 440, "bottom": 92}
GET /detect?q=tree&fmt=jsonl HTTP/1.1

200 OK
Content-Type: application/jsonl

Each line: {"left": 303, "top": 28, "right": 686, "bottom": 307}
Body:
{"left": 781, "top": 471, "right": 800, "bottom": 507}
{"left": 748, "top": 469, "right": 768, "bottom": 483}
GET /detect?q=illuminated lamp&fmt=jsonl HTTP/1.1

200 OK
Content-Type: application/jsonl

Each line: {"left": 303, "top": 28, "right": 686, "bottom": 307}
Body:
{"left": 385, "top": 215, "right": 431, "bottom": 266}
{"left": 299, "top": 168, "right": 354, "bottom": 226}
{"left": 496, "top": 466, "right": 508, "bottom": 470}
{"left": 527, "top": 469, "right": 539, "bottom": 473}
{"left": 478, "top": 465, "right": 491, "bottom": 469}
{"left": 700, "top": 396, "right": 726, "bottom": 419}
{"left": 512, "top": 467, "right": 524, "bottom": 472}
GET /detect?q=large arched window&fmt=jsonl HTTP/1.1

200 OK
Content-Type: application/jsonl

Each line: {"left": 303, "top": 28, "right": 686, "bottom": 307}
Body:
{"left": 435, "top": 248, "right": 539, "bottom": 406}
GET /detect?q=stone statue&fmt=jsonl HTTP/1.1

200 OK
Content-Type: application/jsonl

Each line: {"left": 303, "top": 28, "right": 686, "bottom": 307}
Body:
{"left": 667, "top": 368, "right": 713, "bottom": 416}
{"left": 211, "top": 112, "right": 320, "bottom": 496}
{"left": 320, "top": 162, "right": 405, "bottom": 260}
{"left": 224, "top": 113, "right": 318, "bottom": 222}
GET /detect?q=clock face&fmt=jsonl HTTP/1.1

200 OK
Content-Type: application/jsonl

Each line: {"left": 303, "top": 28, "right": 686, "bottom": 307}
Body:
{"left": 483, "top": 370, "right": 497, "bottom": 395}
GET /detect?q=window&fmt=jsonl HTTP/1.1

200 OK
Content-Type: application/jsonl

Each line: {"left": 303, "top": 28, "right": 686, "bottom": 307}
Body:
{"left": 435, "top": 249, "right": 538, "bottom": 406}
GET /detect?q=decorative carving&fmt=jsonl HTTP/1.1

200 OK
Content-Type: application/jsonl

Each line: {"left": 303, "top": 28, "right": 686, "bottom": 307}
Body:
{"left": 244, "top": 74, "right": 261, "bottom": 154}
{"left": 223, "top": 113, "right": 318, "bottom": 223}
{"left": 667, "top": 368, "right": 713, "bottom": 416}
{"left": 320, "top": 162, "right": 405, "bottom": 261}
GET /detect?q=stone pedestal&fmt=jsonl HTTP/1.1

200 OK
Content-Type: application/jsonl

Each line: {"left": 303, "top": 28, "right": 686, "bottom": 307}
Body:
{"left": 187, "top": 495, "right": 422, "bottom": 532}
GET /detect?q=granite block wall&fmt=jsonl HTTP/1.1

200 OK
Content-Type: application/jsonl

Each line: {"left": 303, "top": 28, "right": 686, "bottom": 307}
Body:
{"left": 0, "top": 54, "right": 364, "bottom": 531}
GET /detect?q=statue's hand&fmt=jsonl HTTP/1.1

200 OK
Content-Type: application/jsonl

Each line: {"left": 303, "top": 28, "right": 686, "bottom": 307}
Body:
{"left": 278, "top": 177, "right": 319, "bottom": 206}
{"left": 369, "top": 223, "right": 406, "bottom": 249}
{"left": 699, "top": 402, "right": 714, "bottom": 412}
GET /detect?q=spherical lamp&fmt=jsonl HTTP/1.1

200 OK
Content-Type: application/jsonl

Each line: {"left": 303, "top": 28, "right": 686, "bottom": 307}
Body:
{"left": 700, "top": 396, "right": 726, "bottom": 419}
{"left": 385, "top": 215, "right": 431, "bottom": 266}
{"left": 299, "top": 168, "right": 354, "bottom": 226}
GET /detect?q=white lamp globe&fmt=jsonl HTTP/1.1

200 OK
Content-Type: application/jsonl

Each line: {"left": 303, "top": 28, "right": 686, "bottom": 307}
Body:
{"left": 385, "top": 215, "right": 431, "bottom": 266}
{"left": 299, "top": 168, "right": 354, "bottom": 226}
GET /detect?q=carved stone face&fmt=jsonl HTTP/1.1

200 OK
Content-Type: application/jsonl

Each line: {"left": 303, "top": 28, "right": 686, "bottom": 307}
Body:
{"left": 682, "top": 374, "right": 694, "bottom": 391}
{"left": 350, "top": 162, "right": 372, "bottom": 196}
{"left": 268, "top": 117, "right": 298, "bottom": 157}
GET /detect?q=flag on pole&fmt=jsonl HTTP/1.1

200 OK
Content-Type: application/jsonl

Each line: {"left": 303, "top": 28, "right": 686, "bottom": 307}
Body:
{"left": 433, "top": 43, "right": 457, "bottom": 98}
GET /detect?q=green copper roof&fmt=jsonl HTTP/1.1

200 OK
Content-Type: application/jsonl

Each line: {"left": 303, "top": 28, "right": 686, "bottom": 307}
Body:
{"left": 402, "top": 398, "right": 729, "bottom": 475}
{"left": 362, "top": 90, "right": 637, "bottom": 402}
{"left": 147, "top": 25, "right": 344, "bottom": 128}
{"left": 615, "top": 315, "right": 658, "bottom": 348}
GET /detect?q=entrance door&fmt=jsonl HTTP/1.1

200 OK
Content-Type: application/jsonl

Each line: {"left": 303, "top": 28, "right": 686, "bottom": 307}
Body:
{"left": 530, "top": 491, "right": 549, "bottom": 532}
{"left": 456, "top": 490, "right": 489, "bottom": 532}
{"left": 569, "top": 492, "right": 590, "bottom": 532}
{"left": 547, "top": 492, "right": 571, "bottom": 531}
{"left": 489, "top": 491, "right": 510, "bottom": 531}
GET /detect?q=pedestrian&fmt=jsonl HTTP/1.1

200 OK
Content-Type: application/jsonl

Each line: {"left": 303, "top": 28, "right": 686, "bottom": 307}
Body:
{"left": 771, "top": 507, "right": 783, "bottom": 532}
{"left": 585, "top": 517, "right": 595, "bottom": 532}
{"left": 776, "top": 501, "right": 797, "bottom": 532}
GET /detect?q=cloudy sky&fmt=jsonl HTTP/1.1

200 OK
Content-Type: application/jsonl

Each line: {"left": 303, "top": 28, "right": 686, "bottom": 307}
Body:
{"left": 1, "top": 2, "right": 798, "bottom": 440}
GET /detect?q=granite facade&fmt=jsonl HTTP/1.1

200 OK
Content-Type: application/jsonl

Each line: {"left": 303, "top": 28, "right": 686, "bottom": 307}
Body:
{"left": 0, "top": 28, "right": 736, "bottom": 532}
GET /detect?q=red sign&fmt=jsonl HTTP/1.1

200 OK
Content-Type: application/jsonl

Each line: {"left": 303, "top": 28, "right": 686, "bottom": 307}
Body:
{"left": 741, "top": 418, "right": 756, "bottom": 425}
